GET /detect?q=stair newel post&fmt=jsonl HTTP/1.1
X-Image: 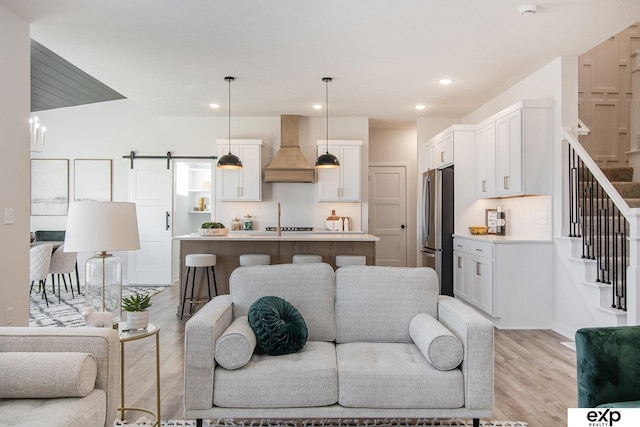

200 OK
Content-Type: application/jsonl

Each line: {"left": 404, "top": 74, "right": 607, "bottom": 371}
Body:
{"left": 626, "top": 212, "right": 640, "bottom": 324}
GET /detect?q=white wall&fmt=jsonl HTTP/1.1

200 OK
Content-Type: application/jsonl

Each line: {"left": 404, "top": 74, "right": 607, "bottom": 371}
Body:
{"left": 369, "top": 126, "right": 418, "bottom": 266}
{"left": 0, "top": 6, "right": 30, "bottom": 326}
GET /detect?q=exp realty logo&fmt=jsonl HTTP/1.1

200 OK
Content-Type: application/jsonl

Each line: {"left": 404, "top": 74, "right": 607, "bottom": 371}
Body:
{"left": 568, "top": 408, "right": 640, "bottom": 427}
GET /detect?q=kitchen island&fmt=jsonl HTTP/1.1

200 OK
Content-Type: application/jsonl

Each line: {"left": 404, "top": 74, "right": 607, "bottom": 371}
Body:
{"left": 174, "top": 232, "right": 379, "bottom": 317}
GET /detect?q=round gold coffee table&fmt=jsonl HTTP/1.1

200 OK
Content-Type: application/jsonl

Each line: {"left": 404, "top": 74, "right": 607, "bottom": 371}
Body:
{"left": 118, "top": 323, "right": 160, "bottom": 426}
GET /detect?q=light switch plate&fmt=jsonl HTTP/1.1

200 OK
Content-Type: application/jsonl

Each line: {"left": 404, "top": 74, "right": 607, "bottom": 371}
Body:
{"left": 4, "top": 208, "right": 14, "bottom": 225}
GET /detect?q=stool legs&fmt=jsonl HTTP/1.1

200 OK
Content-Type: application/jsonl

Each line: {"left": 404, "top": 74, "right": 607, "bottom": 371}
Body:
{"left": 181, "top": 265, "right": 218, "bottom": 320}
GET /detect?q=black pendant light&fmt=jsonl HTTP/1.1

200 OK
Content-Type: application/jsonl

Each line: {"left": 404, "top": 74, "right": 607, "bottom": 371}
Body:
{"left": 315, "top": 77, "right": 340, "bottom": 168}
{"left": 217, "top": 76, "right": 243, "bottom": 169}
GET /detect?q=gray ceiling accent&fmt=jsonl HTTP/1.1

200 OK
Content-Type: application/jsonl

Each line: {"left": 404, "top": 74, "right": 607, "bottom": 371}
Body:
{"left": 31, "top": 39, "right": 125, "bottom": 112}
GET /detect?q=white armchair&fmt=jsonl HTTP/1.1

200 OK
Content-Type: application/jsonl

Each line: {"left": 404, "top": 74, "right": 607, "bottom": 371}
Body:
{"left": 0, "top": 327, "right": 120, "bottom": 427}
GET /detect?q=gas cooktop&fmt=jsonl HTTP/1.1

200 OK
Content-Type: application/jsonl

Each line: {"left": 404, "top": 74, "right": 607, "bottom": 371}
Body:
{"left": 264, "top": 226, "right": 314, "bottom": 232}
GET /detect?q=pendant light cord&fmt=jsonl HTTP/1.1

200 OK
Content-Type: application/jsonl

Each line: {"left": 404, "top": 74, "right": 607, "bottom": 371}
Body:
{"left": 226, "top": 76, "right": 234, "bottom": 154}
{"left": 324, "top": 77, "right": 332, "bottom": 154}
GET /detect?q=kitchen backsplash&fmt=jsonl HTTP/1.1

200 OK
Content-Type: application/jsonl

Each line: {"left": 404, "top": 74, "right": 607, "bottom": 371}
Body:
{"left": 214, "top": 182, "right": 363, "bottom": 232}
{"left": 467, "top": 195, "right": 552, "bottom": 240}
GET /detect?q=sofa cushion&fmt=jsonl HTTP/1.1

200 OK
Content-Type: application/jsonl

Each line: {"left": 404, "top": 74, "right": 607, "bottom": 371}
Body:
{"left": 0, "top": 352, "right": 97, "bottom": 398}
{"left": 229, "top": 263, "right": 336, "bottom": 341}
{"left": 336, "top": 342, "right": 464, "bottom": 409}
{"left": 213, "top": 341, "right": 337, "bottom": 408}
{"left": 248, "top": 296, "right": 308, "bottom": 355}
{"left": 0, "top": 389, "right": 106, "bottom": 427}
{"left": 215, "top": 316, "right": 256, "bottom": 370}
{"left": 410, "top": 313, "right": 463, "bottom": 370}
{"left": 335, "top": 266, "right": 439, "bottom": 343}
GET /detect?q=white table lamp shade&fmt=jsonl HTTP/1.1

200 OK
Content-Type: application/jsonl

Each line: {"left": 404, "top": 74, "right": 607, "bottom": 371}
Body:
{"left": 64, "top": 201, "right": 140, "bottom": 325}
{"left": 64, "top": 201, "right": 140, "bottom": 252}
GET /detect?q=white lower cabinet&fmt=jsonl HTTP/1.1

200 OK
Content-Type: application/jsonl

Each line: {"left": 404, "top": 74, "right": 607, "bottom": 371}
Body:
{"left": 468, "top": 241, "right": 494, "bottom": 316}
{"left": 453, "top": 240, "right": 470, "bottom": 302}
{"left": 453, "top": 236, "right": 553, "bottom": 328}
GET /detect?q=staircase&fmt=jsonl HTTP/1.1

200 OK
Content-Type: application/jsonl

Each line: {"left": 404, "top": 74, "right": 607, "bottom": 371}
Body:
{"left": 605, "top": 166, "right": 640, "bottom": 208}
{"left": 559, "top": 137, "right": 634, "bottom": 328}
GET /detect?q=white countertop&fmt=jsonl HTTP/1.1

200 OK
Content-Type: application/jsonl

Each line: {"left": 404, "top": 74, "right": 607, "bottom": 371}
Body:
{"left": 453, "top": 234, "right": 553, "bottom": 244}
{"left": 174, "top": 231, "right": 380, "bottom": 242}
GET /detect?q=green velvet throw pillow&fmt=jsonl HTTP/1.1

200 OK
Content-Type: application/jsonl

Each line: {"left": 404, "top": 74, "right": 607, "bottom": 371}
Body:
{"left": 248, "top": 296, "right": 308, "bottom": 355}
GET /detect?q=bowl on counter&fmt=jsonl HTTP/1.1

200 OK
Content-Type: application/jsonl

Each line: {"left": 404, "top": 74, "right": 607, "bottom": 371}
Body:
{"left": 198, "top": 228, "right": 228, "bottom": 236}
{"left": 468, "top": 226, "right": 489, "bottom": 235}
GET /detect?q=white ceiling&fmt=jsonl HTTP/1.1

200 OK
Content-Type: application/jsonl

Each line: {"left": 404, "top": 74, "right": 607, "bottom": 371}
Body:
{"left": 3, "top": 0, "right": 640, "bottom": 126}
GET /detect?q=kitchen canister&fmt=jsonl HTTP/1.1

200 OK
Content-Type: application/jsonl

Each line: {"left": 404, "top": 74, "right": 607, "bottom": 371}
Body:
{"left": 242, "top": 214, "right": 253, "bottom": 231}
{"left": 230, "top": 214, "right": 242, "bottom": 231}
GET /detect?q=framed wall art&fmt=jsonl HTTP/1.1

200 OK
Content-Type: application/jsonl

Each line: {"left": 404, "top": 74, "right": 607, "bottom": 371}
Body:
{"left": 74, "top": 159, "right": 112, "bottom": 202}
{"left": 31, "top": 159, "right": 69, "bottom": 215}
{"left": 485, "top": 208, "right": 498, "bottom": 234}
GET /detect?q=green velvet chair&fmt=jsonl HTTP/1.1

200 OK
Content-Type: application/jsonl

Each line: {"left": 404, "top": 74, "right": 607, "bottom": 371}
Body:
{"left": 575, "top": 325, "right": 640, "bottom": 408}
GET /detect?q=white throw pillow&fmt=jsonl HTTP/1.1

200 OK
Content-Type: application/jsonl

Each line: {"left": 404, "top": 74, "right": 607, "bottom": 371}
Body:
{"left": 409, "top": 312, "right": 463, "bottom": 370}
{"left": 215, "top": 316, "right": 256, "bottom": 369}
{"left": 0, "top": 352, "right": 97, "bottom": 398}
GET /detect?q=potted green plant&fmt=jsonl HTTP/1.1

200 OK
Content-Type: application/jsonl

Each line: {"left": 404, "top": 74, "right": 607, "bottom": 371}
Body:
{"left": 198, "top": 221, "right": 228, "bottom": 236}
{"left": 122, "top": 293, "right": 152, "bottom": 330}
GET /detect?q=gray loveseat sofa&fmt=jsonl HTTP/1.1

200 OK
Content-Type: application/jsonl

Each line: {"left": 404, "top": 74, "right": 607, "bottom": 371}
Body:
{"left": 0, "top": 327, "right": 120, "bottom": 427}
{"left": 184, "top": 263, "right": 494, "bottom": 427}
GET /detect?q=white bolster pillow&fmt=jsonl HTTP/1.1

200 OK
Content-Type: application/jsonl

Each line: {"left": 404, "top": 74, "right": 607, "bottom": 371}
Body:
{"left": 0, "top": 352, "right": 97, "bottom": 398}
{"left": 215, "top": 316, "right": 256, "bottom": 370}
{"left": 409, "top": 313, "right": 464, "bottom": 371}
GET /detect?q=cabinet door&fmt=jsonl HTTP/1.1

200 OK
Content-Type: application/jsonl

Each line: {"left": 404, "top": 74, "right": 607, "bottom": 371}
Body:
{"left": 422, "top": 142, "right": 434, "bottom": 172}
{"left": 476, "top": 122, "right": 496, "bottom": 197}
{"left": 470, "top": 256, "right": 494, "bottom": 316}
{"left": 237, "top": 144, "right": 262, "bottom": 201}
{"left": 339, "top": 145, "right": 361, "bottom": 201}
{"left": 316, "top": 143, "right": 361, "bottom": 202}
{"left": 434, "top": 133, "right": 453, "bottom": 168}
{"left": 496, "top": 109, "right": 523, "bottom": 196}
{"left": 217, "top": 144, "right": 242, "bottom": 200}
{"left": 453, "top": 250, "right": 470, "bottom": 302}
{"left": 316, "top": 145, "right": 342, "bottom": 201}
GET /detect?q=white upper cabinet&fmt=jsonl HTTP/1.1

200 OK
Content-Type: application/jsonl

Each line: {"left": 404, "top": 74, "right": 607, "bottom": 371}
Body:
{"left": 432, "top": 132, "right": 454, "bottom": 168}
{"left": 475, "top": 122, "right": 496, "bottom": 196}
{"left": 476, "top": 100, "right": 552, "bottom": 198}
{"left": 216, "top": 139, "right": 262, "bottom": 201}
{"left": 316, "top": 140, "right": 362, "bottom": 202}
{"left": 422, "top": 125, "right": 475, "bottom": 173}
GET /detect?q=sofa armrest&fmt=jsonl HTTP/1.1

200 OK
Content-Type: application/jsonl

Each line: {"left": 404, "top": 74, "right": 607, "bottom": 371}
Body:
{"left": 183, "top": 295, "right": 233, "bottom": 411}
{"left": 437, "top": 296, "right": 494, "bottom": 411}
{"left": 0, "top": 327, "right": 120, "bottom": 427}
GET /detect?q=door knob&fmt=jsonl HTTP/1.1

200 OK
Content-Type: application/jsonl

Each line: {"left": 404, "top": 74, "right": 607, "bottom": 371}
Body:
{"left": 401, "top": 224, "right": 406, "bottom": 229}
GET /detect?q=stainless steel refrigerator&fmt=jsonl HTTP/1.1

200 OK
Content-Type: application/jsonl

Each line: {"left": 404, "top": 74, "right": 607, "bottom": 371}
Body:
{"left": 420, "top": 166, "right": 454, "bottom": 296}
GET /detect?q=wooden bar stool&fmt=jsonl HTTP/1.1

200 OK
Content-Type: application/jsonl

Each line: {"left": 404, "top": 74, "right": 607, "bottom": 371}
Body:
{"left": 239, "top": 254, "right": 271, "bottom": 266}
{"left": 335, "top": 255, "right": 366, "bottom": 267}
{"left": 292, "top": 254, "right": 322, "bottom": 264}
{"left": 182, "top": 254, "right": 218, "bottom": 320}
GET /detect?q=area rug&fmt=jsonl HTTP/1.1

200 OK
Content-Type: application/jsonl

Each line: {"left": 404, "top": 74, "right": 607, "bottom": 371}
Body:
{"left": 115, "top": 419, "right": 527, "bottom": 426}
{"left": 30, "top": 285, "right": 166, "bottom": 327}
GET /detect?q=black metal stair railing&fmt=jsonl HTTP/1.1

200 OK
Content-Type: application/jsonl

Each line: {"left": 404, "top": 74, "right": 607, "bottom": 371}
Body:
{"left": 568, "top": 145, "right": 629, "bottom": 311}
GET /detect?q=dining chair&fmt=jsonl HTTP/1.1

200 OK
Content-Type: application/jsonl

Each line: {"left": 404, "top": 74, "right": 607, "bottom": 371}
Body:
{"left": 30, "top": 243, "right": 53, "bottom": 307}
{"left": 48, "top": 244, "right": 78, "bottom": 302}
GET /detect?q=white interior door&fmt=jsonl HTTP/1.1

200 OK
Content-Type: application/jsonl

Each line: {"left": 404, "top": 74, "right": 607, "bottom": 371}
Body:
{"left": 369, "top": 165, "right": 407, "bottom": 266}
{"left": 128, "top": 160, "right": 172, "bottom": 285}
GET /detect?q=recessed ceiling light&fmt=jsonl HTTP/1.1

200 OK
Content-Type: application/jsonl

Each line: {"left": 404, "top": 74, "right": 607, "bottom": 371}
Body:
{"left": 438, "top": 78, "right": 453, "bottom": 85}
{"left": 313, "top": 104, "right": 324, "bottom": 110}
{"left": 519, "top": 4, "right": 538, "bottom": 16}
{"left": 209, "top": 103, "right": 221, "bottom": 109}
{"left": 415, "top": 104, "right": 427, "bottom": 111}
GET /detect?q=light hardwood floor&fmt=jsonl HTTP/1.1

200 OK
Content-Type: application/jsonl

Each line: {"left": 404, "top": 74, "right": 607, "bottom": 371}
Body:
{"left": 123, "top": 284, "right": 578, "bottom": 427}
